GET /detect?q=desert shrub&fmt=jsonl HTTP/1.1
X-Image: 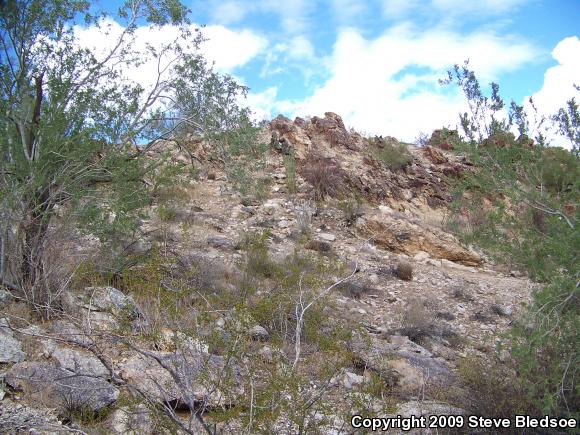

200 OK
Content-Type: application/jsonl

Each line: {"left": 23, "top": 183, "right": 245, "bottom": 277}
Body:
{"left": 156, "top": 204, "right": 177, "bottom": 222}
{"left": 541, "top": 146, "right": 579, "bottom": 194}
{"left": 459, "top": 356, "right": 530, "bottom": 418}
{"left": 239, "top": 230, "right": 282, "bottom": 279}
{"left": 368, "top": 136, "right": 413, "bottom": 170}
{"left": 444, "top": 62, "right": 579, "bottom": 417}
{"left": 300, "top": 153, "right": 346, "bottom": 200}
{"left": 338, "top": 195, "right": 364, "bottom": 226}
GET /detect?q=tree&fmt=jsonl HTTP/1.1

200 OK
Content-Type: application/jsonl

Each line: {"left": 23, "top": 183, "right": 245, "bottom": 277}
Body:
{"left": 0, "top": 0, "right": 250, "bottom": 314}
{"left": 442, "top": 63, "right": 579, "bottom": 417}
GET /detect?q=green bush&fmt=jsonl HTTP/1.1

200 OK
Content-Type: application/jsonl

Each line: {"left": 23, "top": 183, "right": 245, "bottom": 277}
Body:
{"left": 368, "top": 136, "right": 413, "bottom": 170}
{"left": 443, "top": 63, "right": 579, "bottom": 418}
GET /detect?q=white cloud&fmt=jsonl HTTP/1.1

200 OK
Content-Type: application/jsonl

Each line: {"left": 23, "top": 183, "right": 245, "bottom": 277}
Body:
{"left": 258, "top": 27, "right": 537, "bottom": 142}
{"left": 259, "top": 36, "right": 317, "bottom": 80}
{"left": 246, "top": 86, "right": 280, "bottom": 120}
{"left": 287, "top": 36, "right": 315, "bottom": 59}
{"left": 382, "top": 0, "right": 421, "bottom": 18}
{"left": 431, "top": 0, "right": 529, "bottom": 15}
{"left": 73, "top": 18, "right": 266, "bottom": 81}
{"left": 525, "top": 36, "right": 580, "bottom": 148}
{"left": 207, "top": 0, "right": 311, "bottom": 34}
{"left": 200, "top": 26, "right": 267, "bottom": 71}
{"left": 332, "top": 0, "right": 367, "bottom": 22}
{"left": 381, "top": 0, "right": 529, "bottom": 18}
{"left": 211, "top": 1, "right": 248, "bottom": 25}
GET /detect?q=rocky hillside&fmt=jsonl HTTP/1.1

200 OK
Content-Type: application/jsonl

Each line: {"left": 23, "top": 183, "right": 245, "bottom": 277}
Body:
{"left": 0, "top": 112, "right": 534, "bottom": 434}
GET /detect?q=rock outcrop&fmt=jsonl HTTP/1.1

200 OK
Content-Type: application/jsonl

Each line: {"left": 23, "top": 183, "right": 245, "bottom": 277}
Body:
{"left": 6, "top": 361, "right": 119, "bottom": 412}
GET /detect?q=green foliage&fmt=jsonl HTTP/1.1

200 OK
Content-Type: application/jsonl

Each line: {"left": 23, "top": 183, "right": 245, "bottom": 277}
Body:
{"left": 427, "top": 127, "right": 462, "bottom": 149}
{"left": 0, "top": 0, "right": 251, "bottom": 310}
{"left": 155, "top": 204, "right": 177, "bottom": 222}
{"left": 553, "top": 94, "right": 580, "bottom": 155}
{"left": 368, "top": 137, "right": 413, "bottom": 170}
{"left": 444, "top": 63, "right": 579, "bottom": 417}
{"left": 337, "top": 194, "right": 364, "bottom": 226}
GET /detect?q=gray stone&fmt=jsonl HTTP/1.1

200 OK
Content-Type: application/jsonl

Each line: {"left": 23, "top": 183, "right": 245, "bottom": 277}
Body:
{"left": 249, "top": 325, "right": 269, "bottom": 342}
{"left": 490, "top": 303, "right": 513, "bottom": 317}
{"left": 82, "top": 286, "right": 139, "bottom": 317}
{"left": 119, "top": 351, "right": 243, "bottom": 408}
{"left": 5, "top": 361, "right": 119, "bottom": 412}
{"left": 0, "top": 401, "right": 67, "bottom": 434}
{"left": 206, "top": 235, "right": 232, "bottom": 249}
{"left": 0, "top": 289, "right": 13, "bottom": 309}
{"left": 350, "top": 334, "right": 455, "bottom": 396}
{"left": 0, "top": 318, "right": 25, "bottom": 363}
{"left": 109, "top": 404, "right": 153, "bottom": 434}
{"left": 338, "top": 371, "right": 365, "bottom": 390}
{"left": 318, "top": 232, "right": 336, "bottom": 242}
{"left": 43, "top": 341, "right": 110, "bottom": 378}
{"left": 49, "top": 321, "right": 93, "bottom": 347}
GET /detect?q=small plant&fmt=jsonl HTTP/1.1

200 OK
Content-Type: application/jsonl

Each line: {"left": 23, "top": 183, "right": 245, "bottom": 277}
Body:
{"left": 338, "top": 195, "right": 364, "bottom": 226}
{"left": 300, "top": 153, "right": 346, "bottom": 200}
{"left": 458, "top": 356, "right": 529, "bottom": 418}
{"left": 368, "top": 136, "right": 413, "bottom": 170}
{"left": 156, "top": 204, "right": 177, "bottom": 222}
{"left": 395, "top": 260, "right": 413, "bottom": 281}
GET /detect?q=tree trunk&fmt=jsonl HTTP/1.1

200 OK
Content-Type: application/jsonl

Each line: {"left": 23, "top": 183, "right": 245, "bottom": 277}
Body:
{"left": 19, "top": 187, "right": 51, "bottom": 309}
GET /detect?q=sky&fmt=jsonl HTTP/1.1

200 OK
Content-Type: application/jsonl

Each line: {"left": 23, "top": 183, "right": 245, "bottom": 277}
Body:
{"left": 88, "top": 0, "right": 579, "bottom": 146}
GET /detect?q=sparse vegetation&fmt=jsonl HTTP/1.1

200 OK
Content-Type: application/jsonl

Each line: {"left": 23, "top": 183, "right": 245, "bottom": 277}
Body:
{"left": 368, "top": 136, "right": 413, "bottom": 170}
{"left": 2, "top": 0, "right": 577, "bottom": 429}
{"left": 443, "top": 62, "right": 579, "bottom": 418}
{"left": 300, "top": 153, "right": 346, "bottom": 200}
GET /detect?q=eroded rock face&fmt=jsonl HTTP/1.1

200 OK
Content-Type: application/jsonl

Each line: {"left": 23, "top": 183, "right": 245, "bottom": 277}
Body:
{"left": 359, "top": 217, "right": 481, "bottom": 266}
{"left": 5, "top": 361, "right": 119, "bottom": 412}
{"left": 119, "top": 351, "right": 242, "bottom": 408}
{"left": 78, "top": 286, "right": 140, "bottom": 317}
{"left": 109, "top": 404, "right": 154, "bottom": 435}
{"left": 62, "top": 286, "right": 141, "bottom": 331}
{"left": 42, "top": 340, "right": 110, "bottom": 378}
{"left": 350, "top": 334, "right": 455, "bottom": 397}
{"left": 0, "top": 318, "right": 25, "bottom": 363}
{"left": 269, "top": 114, "right": 471, "bottom": 209}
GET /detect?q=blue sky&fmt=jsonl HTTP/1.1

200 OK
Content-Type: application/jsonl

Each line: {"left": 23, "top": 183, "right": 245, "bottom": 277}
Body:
{"left": 89, "top": 0, "right": 579, "bottom": 144}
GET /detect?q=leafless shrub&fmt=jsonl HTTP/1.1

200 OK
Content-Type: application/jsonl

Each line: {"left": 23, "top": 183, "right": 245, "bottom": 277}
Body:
{"left": 300, "top": 153, "right": 346, "bottom": 200}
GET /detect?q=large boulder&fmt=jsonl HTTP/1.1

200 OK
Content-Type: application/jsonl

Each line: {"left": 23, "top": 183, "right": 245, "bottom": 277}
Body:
{"left": 43, "top": 340, "right": 110, "bottom": 378}
{"left": 5, "top": 361, "right": 119, "bottom": 412}
{"left": 62, "top": 286, "right": 141, "bottom": 330}
{"left": 119, "top": 350, "right": 243, "bottom": 409}
{"left": 359, "top": 217, "right": 481, "bottom": 266}
{"left": 350, "top": 334, "right": 455, "bottom": 397}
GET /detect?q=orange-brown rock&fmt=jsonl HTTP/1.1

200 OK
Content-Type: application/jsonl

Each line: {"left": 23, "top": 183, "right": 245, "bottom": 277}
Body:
{"left": 359, "top": 217, "right": 481, "bottom": 266}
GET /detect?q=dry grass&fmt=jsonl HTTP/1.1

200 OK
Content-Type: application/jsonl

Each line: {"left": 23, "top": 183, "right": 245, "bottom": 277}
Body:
{"left": 300, "top": 153, "right": 346, "bottom": 200}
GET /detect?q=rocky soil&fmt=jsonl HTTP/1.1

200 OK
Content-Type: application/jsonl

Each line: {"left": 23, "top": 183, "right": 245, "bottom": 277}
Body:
{"left": 0, "top": 113, "right": 534, "bottom": 434}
